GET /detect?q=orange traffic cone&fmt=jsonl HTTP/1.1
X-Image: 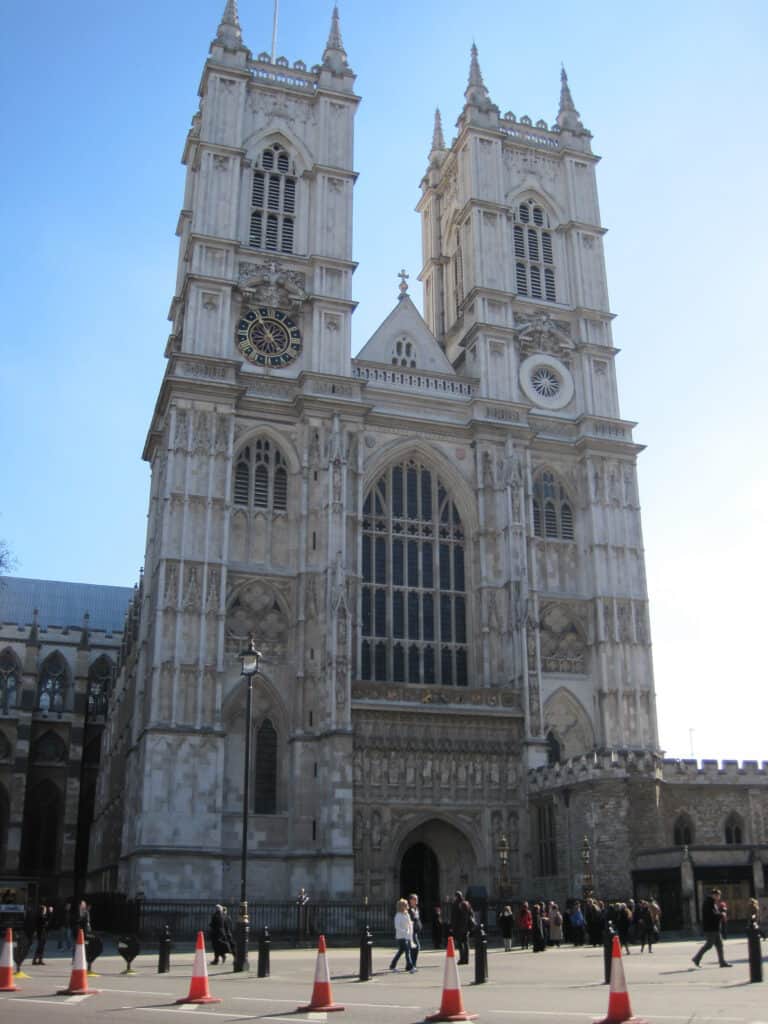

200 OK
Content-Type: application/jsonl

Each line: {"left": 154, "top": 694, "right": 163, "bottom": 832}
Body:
{"left": 426, "top": 935, "right": 478, "bottom": 1022}
{"left": 297, "top": 934, "right": 344, "bottom": 1012}
{"left": 0, "top": 928, "right": 17, "bottom": 992}
{"left": 594, "top": 935, "right": 649, "bottom": 1024}
{"left": 57, "top": 928, "right": 101, "bottom": 996}
{"left": 176, "top": 931, "right": 221, "bottom": 1005}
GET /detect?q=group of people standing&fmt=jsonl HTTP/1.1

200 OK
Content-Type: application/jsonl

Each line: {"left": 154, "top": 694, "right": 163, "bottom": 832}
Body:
{"left": 21, "top": 899, "right": 93, "bottom": 965}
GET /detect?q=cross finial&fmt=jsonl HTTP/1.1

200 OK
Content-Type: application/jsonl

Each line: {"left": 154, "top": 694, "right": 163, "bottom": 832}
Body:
{"left": 398, "top": 269, "right": 409, "bottom": 299}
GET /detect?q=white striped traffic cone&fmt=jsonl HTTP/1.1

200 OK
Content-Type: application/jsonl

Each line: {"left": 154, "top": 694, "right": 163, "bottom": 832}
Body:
{"left": 57, "top": 928, "right": 101, "bottom": 996}
{"left": 0, "top": 928, "right": 17, "bottom": 992}
{"left": 594, "top": 935, "right": 649, "bottom": 1024}
{"left": 297, "top": 934, "right": 344, "bottom": 1012}
{"left": 176, "top": 931, "right": 221, "bottom": 1005}
{"left": 426, "top": 935, "right": 478, "bottom": 1022}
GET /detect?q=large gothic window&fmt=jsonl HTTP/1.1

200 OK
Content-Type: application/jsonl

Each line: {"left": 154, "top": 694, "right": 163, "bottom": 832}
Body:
{"left": 233, "top": 439, "right": 288, "bottom": 512}
{"left": 253, "top": 719, "right": 277, "bottom": 814}
{"left": 87, "top": 655, "right": 114, "bottom": 718}
{"left": 673, "top": 814, "right": 694, "bottom": 847}
{"left": 36, "top": 652, "right": 71, "bottom": 713}
{"left": 532, "top": 471, "right": 574, "bottom": 541}
{"left": 361, "top": 458, "right": 468, "bottom": 686}
{"left": 0, "top": 649, "right": 20, "bottom": 714}
{"left": 724, "top": 813, "right": 744, "bottom": 845}
{"left": 514, "top": 199, "right": 556, "bottom": 302}
{"left": 249, "top": 144, "right": 296, "bottom": 254}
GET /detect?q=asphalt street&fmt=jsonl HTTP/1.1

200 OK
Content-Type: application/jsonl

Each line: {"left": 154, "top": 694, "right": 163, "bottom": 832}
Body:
{"left": 1, "top": 936, "right": 766, "bottom": 1023}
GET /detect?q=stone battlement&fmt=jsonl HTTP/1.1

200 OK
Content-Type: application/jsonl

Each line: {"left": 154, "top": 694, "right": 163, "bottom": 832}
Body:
{"left": 528, "top": 750, "right": 768, "bottom": 789}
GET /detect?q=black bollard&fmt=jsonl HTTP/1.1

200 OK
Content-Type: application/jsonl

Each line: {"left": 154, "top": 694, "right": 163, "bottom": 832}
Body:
{"left": 358, "top": 925, "right": 373, "bottom": 981}
{"left": 257, "top": 926, "right": 271, "bottom": 978}
{"left": 157, "top": 924, "right": 172, "bottom": 974}
{"left": 748, "top": 920, "right": 763, "bottom": 983}
{"left": 13, "top": 932, "right": 29, "bottom": 974}
{"left": 86, "top": 933, "right": 104, "bottom": 974}
{"left": 117, "top": 935, "right": 141, "bottom": 975}
{"left": 603, "top": 923, "right": 616, "bottom": 984}
{"left": 474, "top": 924, "right": 488, "bottom": 985}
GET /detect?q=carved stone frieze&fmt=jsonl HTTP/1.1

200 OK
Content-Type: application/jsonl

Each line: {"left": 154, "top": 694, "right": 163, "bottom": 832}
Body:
{"left": 351, "top": 681, "right": 520, "bottom": 710}
{"left": 237, "top": 260, "right": 308, "bottom": 313}
{"left": 514, "top": 312, "right": 574, "bottom": 357}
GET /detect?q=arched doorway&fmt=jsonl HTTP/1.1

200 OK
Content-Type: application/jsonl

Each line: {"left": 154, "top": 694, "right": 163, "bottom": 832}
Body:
{"left": 400, "top": 842, "right": 440, "bottom": 908}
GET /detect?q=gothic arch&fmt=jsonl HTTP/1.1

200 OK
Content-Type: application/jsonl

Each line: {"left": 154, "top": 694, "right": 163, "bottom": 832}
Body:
{"left": 363, "top": 439, "right": 479, "bottom": 538}
{"left": 224, "top": 579, "right": 292, "bottom": 666}
{"left": 221, "top": 671, "right": 287, "bottom": 817}
{"left": 673, "top": 812, "right": 695, "bottom": 846}
{"left": 30, "top": 730, "right": 67, "bottom": 764}
{"left": 543, "top": 687, "right": 594, "bottom": 759}
{"left": 389, "top": 814, "right": 482, "bottom": 901}
{"left": 20, "top": 777, "right": 63, "bottom": 876}
{"left": 233, "top": 426, "right": 300, "bottom": 475}
{"left": 242, "top": 128, "right": 314, "bottom": 176}
{"left": 504, "top": 183, "right": 567, "bottom": 226}
{"left": 0, "top": 647, "right": 21, "bottom": 713}
{"left": 37, "top": 650, "right": 72, "bottom": 713}
{"left": 724, "top": 812, "right": 745, "bottom": 845}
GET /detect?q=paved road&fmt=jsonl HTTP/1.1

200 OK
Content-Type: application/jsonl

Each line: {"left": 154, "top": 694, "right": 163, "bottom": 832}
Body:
{"left": 1, "top": 937, "right": 766, "bottom": 1023}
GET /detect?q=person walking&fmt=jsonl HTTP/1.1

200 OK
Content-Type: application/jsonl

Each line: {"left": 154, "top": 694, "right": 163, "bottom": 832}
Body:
{"left": 407, "top": 894, "right": 423, "bottom": 967}
{"left": 389, "top": 898, "right": 416, "bottom": 973}
{"left": 32, "top": 904, "right": 51, "bottom": 965}
{"left": 615, "top": 902, "right": 632, "bottom": 954}
{"left": 208, "top": 904, "right": 230, "bottom": 965}
{"left": 692, "top": 888, "right": 732, "bottom": 968}
{"left": 498, "top": 905, "right": 514, "bottom": 951}
{"left": 569, "top": 901, "right": 586, "bottom": 946}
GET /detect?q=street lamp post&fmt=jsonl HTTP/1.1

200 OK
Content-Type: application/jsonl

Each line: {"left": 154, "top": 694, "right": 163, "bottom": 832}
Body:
{"left": 581, "top": 835, "right": 593, "bottom": 900}
{"left": 496, "top": 833, "right": 510, "bottom": 899}
{"left": 234, "top": 635, "right": 262, "bottom": 974}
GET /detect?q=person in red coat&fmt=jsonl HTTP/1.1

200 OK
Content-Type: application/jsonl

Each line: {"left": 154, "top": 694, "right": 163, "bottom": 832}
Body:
{"left": 517, "top": 901, "right": 533, "bottom": 950}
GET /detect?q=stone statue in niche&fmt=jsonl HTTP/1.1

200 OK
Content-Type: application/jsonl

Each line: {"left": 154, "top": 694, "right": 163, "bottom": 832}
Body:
{"left": 371, "top": 811, "right": 382, "bottom": 849}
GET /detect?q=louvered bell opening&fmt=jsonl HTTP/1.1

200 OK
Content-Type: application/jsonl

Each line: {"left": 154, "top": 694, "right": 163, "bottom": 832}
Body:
{"left": 533, "top": 499, "right": 542, "bottom": 537}
{"left": 514, "top": 225, "right": 525, "bottom": 258}
{"left": 253, "top": 464, "right": 269, "bottom": 507}
{"left": 516, "top": 262, "right": 528, "bottom": 295}
{"left": 281, "top": 217, "right": 294, "bottom": 253}
{"left": 265, "top": 215, "right": 279, "bottom": 251}
{"left": 561, "top": 502, "right": 574, "bottom": 540}
{"left": 544, "top": 501, "right": 558, "bottom": 538}
{"left": 530, "top": 265, "right": 542, "bottom": 299}
{"left": 267, "top": 175, "right": 281, "bottom": 210}
{"left": 234, "top": 461, "right": 250, "bottom": 505}
{"left": 545, "top": 268, "right": 556, "bottom": 302}
{"left": 527, "top": 229, "right": 539, "bottom": 261}
{"left": 273, "top": 466, "right": 288, "bottom": 510}
{"left": 283, "top": 177, "right": 296, "bottom": 213}
{"left": 249, "top": 211, "right": 262, "bottom": 248}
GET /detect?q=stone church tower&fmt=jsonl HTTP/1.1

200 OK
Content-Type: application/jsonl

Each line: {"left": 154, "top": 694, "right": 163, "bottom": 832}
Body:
{"left": 90, "top": 5, "right": 658, "bottom": 905}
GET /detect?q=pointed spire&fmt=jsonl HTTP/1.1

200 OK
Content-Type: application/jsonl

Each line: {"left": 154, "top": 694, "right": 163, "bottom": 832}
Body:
{"left": 463, "top": 43, "right": 496, "bottom": 115}
{"left": 431, "top": 108, "right": 445, "bottom": 152}
{"left": 557, "top": 65, "right": 584, "bottom": 132}
{"left": 322, "top": 5, "right": 348, "bottom": 72}
{"left": 216, "top": 0, "right": 242, "bottom": 47}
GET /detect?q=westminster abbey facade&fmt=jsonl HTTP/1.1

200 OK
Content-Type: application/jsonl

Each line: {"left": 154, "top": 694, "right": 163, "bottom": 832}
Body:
{"left": 3, "top": 5, "right": 764, "bottom": 924}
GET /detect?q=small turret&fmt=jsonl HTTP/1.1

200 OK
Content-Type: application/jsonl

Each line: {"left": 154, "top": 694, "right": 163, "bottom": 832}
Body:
{"left": 556, "top": 65, "right": 585, "bottom": 132}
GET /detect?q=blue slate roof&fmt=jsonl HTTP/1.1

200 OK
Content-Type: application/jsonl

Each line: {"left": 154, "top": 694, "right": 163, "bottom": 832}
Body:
{"left": 0, "top": 577, "right": 134, "bottom": 634}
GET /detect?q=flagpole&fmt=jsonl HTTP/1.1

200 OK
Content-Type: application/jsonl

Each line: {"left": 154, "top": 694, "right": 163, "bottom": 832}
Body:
{"left": 271, "top": 0, "right": 279, "bottom": 62}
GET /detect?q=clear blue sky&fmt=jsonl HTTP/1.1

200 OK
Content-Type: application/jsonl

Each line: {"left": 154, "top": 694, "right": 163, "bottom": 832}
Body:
{"left": 2, "top": 2, "right": 766, "bottom": 763}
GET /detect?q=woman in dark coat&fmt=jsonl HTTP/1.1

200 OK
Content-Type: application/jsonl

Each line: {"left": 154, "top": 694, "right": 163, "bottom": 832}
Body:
{"left": 531, "top": 903, "right": 547, "bottom": 952}
{"left": 498, "top": 905, "right": 514, "bottom": 951}
{"left": 208, "top": 905, "right": 231, "bottom": 965}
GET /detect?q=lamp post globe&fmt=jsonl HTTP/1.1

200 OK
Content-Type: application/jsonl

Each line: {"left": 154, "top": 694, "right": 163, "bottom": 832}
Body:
{"left": 234, "top": 635, "right": 262, "bottom": 973}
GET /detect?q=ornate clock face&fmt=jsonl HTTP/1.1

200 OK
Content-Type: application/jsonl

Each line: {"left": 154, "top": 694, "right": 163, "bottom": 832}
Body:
{"left": 236, "top": 307, "right": 302, "bottom": 368}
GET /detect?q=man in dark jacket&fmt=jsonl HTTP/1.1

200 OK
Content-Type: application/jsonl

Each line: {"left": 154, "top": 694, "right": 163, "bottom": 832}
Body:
{"left": 407, "top": 894, "right": 423, "bottom": 967}
{"left": 450, "top": 891, "right": 473, "bottom": 965}
{"left": 692, "top": 888, "right": 731, "bottom": 968}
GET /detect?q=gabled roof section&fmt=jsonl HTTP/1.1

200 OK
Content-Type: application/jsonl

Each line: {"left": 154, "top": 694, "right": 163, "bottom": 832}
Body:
{"left": 0, "top": 577, "right": 133, "bottom": 634}
{"left": 355, "top": 295, "right": 455, "bottom": 375}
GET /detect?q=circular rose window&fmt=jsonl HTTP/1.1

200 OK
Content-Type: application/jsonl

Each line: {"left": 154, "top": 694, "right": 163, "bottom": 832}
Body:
{"left": 530, "top": 365, "right": 561, "bottom": 398}
{"left": 519, "top": 354, "right": 574, "bottom": 410}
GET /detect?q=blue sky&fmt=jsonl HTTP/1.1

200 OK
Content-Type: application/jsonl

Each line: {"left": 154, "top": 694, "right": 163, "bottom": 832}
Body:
{"left": 2, "top": 2, "right": 766, "bottom": 762}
